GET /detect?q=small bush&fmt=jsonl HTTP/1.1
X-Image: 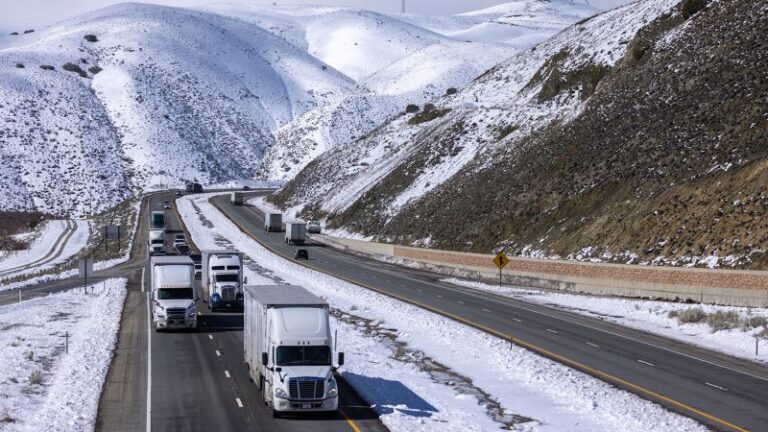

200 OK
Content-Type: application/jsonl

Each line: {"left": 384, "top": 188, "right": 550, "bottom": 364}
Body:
{"left": 747, "top": 316, "right": 767, "bottom": 329}
{"left": 408, "top": 104, "right": 451, "bottom": 125}
{"left": 23, "top": 29, "right": 34, "bottom": 34}
{"left": 83, "top": 34, "right": 98, "bottom": 43}
{"left": 88, "top": 66, "right": 102, "bottom": 75}
{"left": 445, "top": 87, "right": 457, "bottom": 95}
{"left": 10, "top": 32, "right": 18, "bottom": 36}
{"left": 405, "top": 104, "right": 420, "bottom": 114}
{"left": 706, "top": 310, "right": 741, "bottom": 332}
{"left": 667, "top": 310, "right": 679, "bottom": 319}
{"left": 682, "top": 0, "right": 708, "bottom": 19}
{"left": 29, "top": 370, "right": 44, "bottom": 385}
{"left": 1, "top": 414, "right": 14, "bottom": 423}
{"left": 40, "top": 65, "right": 55, "bottom": 71}
{"left": 62, "top": 62, "right": 87, "bottom": 77}
{"left": 496, "top": 124, "right": 519, "bottom": 140}
{"left": 15, "top": 63, "right": 24, "bottom": 69}
{"left": 676, "top": 307, "right": 706, "bottom": 324}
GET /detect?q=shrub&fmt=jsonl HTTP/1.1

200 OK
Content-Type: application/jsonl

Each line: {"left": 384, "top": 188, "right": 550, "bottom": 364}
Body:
{"left": 682, "top": 0, "right": 708, "bottom": 19}
{"left": 405, "top": 104, "right": 420, "bottom": 114}
{"left": 10, "top": 32, "right": 18, "bottom": 36}
{"left": 62, "top": 62, "right": 87, "bottom": 77}
{"left": 747, "top": 316, "right": 767, "bottom": 329}
{"left": 15, "top": 63, "right": 24, "bottom": 69}
{"left": 408, "top": 104, "right": 451, "bottom": 125}
{"left": 83, "top": 34, "right": 98, "bottom": 43}
{"left": 676, "top": 307, "right": 706, "bottom": 324}
{"left": 706, "top": 310, "right": 741, "bottom": 332}
{"left": 445, "top": 87, "right": 457, "bottom": 95}
{"left": 29, "top": 370, "right": 44, "bottom": 385}
{"left": 23, "top": 29, "right": 34, "bottom": 34}
{"left": 88, "top": 66, "right": 102, "bottom": 74}
{"left": 667, "top": 310, "right": 679, "bottom": 319}
{"left": 39, "top": 65, "right": 55, "bottom": 71}
{"left": 496, "top": 124, "right": 519, "bottom": 140}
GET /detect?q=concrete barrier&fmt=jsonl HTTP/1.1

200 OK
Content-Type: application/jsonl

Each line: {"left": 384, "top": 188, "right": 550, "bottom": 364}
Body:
{"left": 312, "top": 234, "right": 768, "bottom": 307}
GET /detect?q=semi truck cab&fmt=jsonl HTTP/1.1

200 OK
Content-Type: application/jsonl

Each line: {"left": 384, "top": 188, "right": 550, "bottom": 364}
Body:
{"left": 202, "top": 251, "right": 245, "bottom": 311}
{"left": 151, "top": 256, "right": 197, "bottom": 331}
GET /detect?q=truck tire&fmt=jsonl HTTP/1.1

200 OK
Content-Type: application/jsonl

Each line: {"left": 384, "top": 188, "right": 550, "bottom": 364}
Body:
{"left": 272, "top": 409, "right": 281, "bottom": 419}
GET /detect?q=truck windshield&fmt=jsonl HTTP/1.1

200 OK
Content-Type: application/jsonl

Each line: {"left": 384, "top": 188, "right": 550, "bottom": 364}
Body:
{"left": 157, "top": 288, "right": 193, "bottom": 300}
{"left": 151, "top": 240, "right": 164, "bottom": 244}
{"left": 276, "top": 346, "right": 331, "bottom": 366}
{"left": 215, "top": 274, "right": 239, "bottom": 282}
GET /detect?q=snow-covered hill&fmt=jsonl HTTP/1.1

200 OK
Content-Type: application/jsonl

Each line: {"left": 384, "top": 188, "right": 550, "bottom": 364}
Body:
{"left": 0, "top": 1, "right": 597, "bottom": 215}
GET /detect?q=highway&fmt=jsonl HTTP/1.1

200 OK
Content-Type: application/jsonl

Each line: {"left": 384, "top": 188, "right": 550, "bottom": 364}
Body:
{"left": 210, "top": 192, "right": 768, "bottom": 432}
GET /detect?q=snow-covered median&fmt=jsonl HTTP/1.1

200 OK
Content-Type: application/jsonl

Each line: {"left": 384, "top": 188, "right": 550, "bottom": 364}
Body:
{"left": 0, "top": 278, "right": 127, "bottom": 431}
{"left": 179, "top": 193, "right": 705, "bottom": 432}
{"left": 446, "top": 278, "right": 768, "bottom": 365}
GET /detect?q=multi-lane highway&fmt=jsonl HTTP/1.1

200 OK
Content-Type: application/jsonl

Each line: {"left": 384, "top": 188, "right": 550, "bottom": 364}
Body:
{"left": 97, "top": 191, "right": 387, "bottom": 432}
{"left": 211, "top": 193, "right": 768, "bottom": 432}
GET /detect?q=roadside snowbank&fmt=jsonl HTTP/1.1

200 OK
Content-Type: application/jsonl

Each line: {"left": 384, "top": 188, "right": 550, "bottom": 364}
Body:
{"left": 446, "top": 278, "right": 768, "bottom": 365}
{"left": 178, "top": 193, "right": 706, "bottom": 432}
{"left": 0, "top": 278, "right": 127, "bottom": 431}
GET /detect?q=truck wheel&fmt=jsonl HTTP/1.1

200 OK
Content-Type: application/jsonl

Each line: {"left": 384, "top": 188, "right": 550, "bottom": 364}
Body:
{"left": 272, "top": 409, "right": 281, "bottom": 419}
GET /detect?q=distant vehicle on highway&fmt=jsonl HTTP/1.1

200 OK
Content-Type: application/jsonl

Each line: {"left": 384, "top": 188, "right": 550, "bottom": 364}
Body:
{"left": 189, "top": 253, "right": 202, "bottom": 279}
{"left": 148, "top": 228, "right": 165, "bottom": 255}
{"left": 163, "top": 201, "right": 171, "bottom": 210}
{"left": 185, "top": 182, "right": 203, "bottom": 193}
{"left": 173, "top": 238, "right": 187, "bottom": 251}
{"left": 176, "top": 244, "right": 190, "bottom": 255}
{"left": 201, "top": 251, "right": 245, "bottom": 311}
{"left": 242, "top": 185, "right": 251, "bottom": 191}
{"left": 264, "top": 213, "right": 283, "bottom": 232}
{"left": 285, "top": 223, "right": 306, "bottom": 245}
{"left": 231, "top": 192, "right": 244, "bottom": 206}
{"left": 150, "top": 211, "right": 165, "bottom": 229}
{"left": 151, "top": 256, "right": 197, "bottom": 331}
{"left": 295, "top": 249, "right": 308, "bottom": 260}
{"left": 244, "top": 285, "right": 343, "bottom": 417}
{"left": 175, "top": 191, "right": 183, "bottom": 197}
{"left": 306, "top": 219, "right": 321, "bottom": 234}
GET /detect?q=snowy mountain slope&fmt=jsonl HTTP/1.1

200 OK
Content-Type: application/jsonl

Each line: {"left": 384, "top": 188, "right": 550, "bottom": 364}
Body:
{"left": 271, "top": 0, "right": 680, "bottom": 234}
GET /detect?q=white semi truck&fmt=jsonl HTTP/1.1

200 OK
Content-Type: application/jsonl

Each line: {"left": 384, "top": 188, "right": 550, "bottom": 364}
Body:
{"left": 231, "top": 192, "right": 244, "bottom": 206}
{"left": 264, "top": 213, "right": 283, "bottom": 232}
{"left": 148, "top": 228, "right": 165, "bottom": 255}
{"left": 244, "top": 285, "right": 344, "bottom": 417}
{"left": 201, "top": 250, "right": 245, "bottom": 311}
{"left": 150, "top": 256, "right": 198, "bottom": 331}
{"left": 285, "top": 223, "right": 306, "bottom": 245}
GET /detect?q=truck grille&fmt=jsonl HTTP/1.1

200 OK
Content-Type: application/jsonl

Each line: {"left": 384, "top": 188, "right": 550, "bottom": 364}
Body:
{"left": 166, "top": 308, "right": 186, "bottom": 319}
{"left": 220, "top": 286, "right": 235, "bottom": 301}
{"left": 288, "top": 378, "right": 324, "bottom": 399}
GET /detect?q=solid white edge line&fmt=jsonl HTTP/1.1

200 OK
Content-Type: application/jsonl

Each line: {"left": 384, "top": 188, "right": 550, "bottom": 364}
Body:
{"left": 637, "top": 359, "right": 656, "bottom": 367}
{"left": 146, "top": 291, "right": 152, "bottom": 432}
{"left": 141, "top": 267, "right": 146, "bottom": 293}
{"left": 236, "top": 398, "right": 243, "bottom": 408}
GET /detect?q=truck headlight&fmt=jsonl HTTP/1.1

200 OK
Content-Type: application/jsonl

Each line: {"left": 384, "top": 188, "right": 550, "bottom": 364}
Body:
{"left": 187, "top": 305, "right": 196, "bottom": 316}
{"left": 275, "top": 387, "right": 287, "bottom": 399}
{"left": 327, "top": 379, "right": 338, "bottom": 397}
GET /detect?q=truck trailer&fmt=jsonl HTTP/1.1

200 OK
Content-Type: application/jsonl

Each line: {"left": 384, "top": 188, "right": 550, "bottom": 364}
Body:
{"left": 244, "top": 285, "right": 344, "bottom": 417}
{"left": 150, "top": 256, "right": 198, "bottom": 331}
{"left": 264, "top": 213, "right": 283, "bottom": 232}
{"left": 231, "top": 192, "right": 244, "bottom": 206}
{"left": 201, "top": 250, "right": 245, "bottom": 311}
{"left": 150, "top": 211, "right": 165, "bottom": 229}
{"left": 284, "top": 223, "right": 306, "bottom": 245}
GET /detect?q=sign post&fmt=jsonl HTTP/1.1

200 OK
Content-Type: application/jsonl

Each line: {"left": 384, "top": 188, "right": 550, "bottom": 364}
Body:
{"left": 78, "top": 258, "right": 93, "bottom": 294}
{"left": 493, "top": 251, "right": 510, "bottom": 287}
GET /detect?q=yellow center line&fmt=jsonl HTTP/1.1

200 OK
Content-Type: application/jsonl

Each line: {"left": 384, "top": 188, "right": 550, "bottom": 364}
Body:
{"left": 210, "top": 196, "right": 749, "bottom": 432}
{"left": 339, "top": 408, "right": 363, "bottom": 432}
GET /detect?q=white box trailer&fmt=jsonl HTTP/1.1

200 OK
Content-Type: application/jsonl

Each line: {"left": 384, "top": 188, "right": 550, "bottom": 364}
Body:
{"left": 244, "top": 285, "right": 344, "bottom": 417}
{"left": 264, "top": 213, "right": 283, "bottom": 232}
{"left": 231, "top": 192, "right": 244, "bottom": 206}
{"left": 284, "top": 223, "right": 306, "bottom": 245}
{"left": 201, "top": 250, "right": 245, "bottom": 311}
{"left": 150, "top": 256, "right": 197, "bottom": 331}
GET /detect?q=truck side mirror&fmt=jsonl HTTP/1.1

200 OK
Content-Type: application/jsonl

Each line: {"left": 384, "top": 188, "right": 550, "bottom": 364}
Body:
{"left": 262, "top": 352, "right": 268, "bottom": 366}
{"left": 338, "top": 352, "right": 345, "bottom": 367}
{"left": 244, "top": 277, "right": 248, "bottom": 284}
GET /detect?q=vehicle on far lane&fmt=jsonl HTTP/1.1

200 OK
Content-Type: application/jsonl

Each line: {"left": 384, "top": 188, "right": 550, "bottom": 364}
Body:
{"left": 202, "top": 250, "right": 245, "bottom": 311}
{"left": 295, "top": 249, "right": 309, "bottom": 260}
{"left": 163, "top": 201, "right": 171, "bottom": 210}
{"left": 307, "top": 219, "right": 321, "bottom": 234}
{"left": 285, "top": 223, "right": 306, "bottom": 245}
{"left": 264, "top": 213, "right": 283, "bottom": 232}
{"left": 150, "top": 256, "right": 198, "bottom": 331}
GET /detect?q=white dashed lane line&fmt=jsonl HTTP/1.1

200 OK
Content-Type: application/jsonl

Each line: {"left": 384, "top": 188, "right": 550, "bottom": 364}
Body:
{"left": 225, "top": 370, "right": 231, "bottom": 378}
{"left": 637, "top": 359, "right": 655, "bottom": 367}
{"left": 546, "top": 329, "right": 559, "bottom": 334}
{"left": 457, "top": 300, "right": 465, "bottom": 305}
{"left": 705, "top": 382, "right": 728, "bottom": 391}
{"left": 236, "top": 398, "right": 244, "bottom": 408}
{"left": 512, "top": 318, "right": 523, "bottom": 323}
{"left": 208, "top": 334, "right": 213, "bottom": 340}
{"left": 586, "top": 342, "right": 600, "bottom": 348}
{"left": 482, "top": 308, "right": 492, "bottom": 313}
{"left": 215, "top": 350, "right": 221, "bottom": 357}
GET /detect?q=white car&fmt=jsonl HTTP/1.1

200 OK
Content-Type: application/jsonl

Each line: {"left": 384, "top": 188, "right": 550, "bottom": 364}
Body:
{"left": 163, "top": 201, "right": 171, "bottom": 209}
{"left": 307, "top": 219, "right": 322, "bottom": 234}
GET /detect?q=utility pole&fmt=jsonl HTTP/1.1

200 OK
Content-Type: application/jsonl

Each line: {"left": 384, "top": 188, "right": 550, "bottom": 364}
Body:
{"left": 401, "top": 0, "right": 405, "bottom": 14}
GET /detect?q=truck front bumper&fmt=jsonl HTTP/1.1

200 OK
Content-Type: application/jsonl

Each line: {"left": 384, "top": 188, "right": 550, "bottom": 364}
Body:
{"left": 156, "top": 317, "right": 197, "bottom": 329}
{"left": 273, "top": 396, "right": 338, "bottom": 412}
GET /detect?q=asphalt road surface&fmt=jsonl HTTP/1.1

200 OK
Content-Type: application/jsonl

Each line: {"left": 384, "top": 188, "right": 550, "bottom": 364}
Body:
{"left": 210, "top": 192, "right": 768, "bottom": 432}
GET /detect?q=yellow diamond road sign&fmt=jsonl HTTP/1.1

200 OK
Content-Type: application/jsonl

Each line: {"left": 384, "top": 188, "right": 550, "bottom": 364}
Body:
{"left": 493, "top": 251, "right": 509, "bottom": 270}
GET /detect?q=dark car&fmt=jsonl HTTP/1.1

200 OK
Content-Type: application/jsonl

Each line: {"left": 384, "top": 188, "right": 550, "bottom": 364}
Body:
{"left": 242, "top": 185, "right": 251, "bottom": 191}
{"left": 294, "top": 249, "right": 309, "bottom": 260}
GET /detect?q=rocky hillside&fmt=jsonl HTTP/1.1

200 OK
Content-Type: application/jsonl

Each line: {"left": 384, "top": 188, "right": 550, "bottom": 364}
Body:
{"left": 271, "top": 0, "right": 768, "bottom": 269}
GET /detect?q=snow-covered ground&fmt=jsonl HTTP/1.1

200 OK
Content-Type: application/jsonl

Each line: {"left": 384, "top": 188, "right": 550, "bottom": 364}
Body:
{"left": 0, "top": 278, "right": 127, "bottom": 431}
{"left": 0, "top": 220, "right": 89, "bottom": 282}
{"left": 178, "top": 193, "right": 705, "bottom": 432}
{"left": 446, "top": 278, "right": 768, "bottom": 365}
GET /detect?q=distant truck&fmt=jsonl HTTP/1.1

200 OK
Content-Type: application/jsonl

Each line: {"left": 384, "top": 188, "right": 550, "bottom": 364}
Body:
{"left": 285, "top": 223, "right": 306, "bottom": 245}
{"left": 150, "top": 256, "right": 198, "bottom": 331}
{"left": 201, "top": 250, "right": 245, "bottom": 311}
{"left": 264, "top": 213, "right": 283, "bottom": 232}
{"left": 244, "top": 285, "right": 344, "bottom": 417}
{"left": 306, "top": 219, "right": 321, "bottom": 234}
{"left": 185, "top": 182, "right": 203, "bottom": 193}
{"left": 148, "top": 228, "right": 165, "bottom": 255}
{"left": 150, "top": 211, "right": 165, "bottom": 229}
{"left": 231, "top": 192, "right": 244, "bottom": 206}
